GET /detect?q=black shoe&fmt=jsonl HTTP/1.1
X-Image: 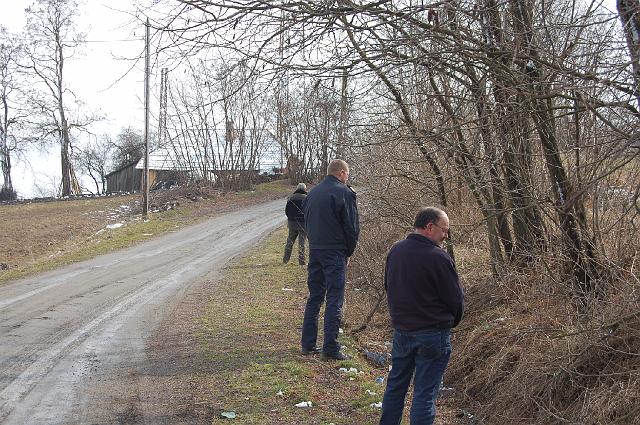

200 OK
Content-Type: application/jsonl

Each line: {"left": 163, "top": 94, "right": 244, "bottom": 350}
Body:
{"left": 320, "top": 351, "right": 352, "bottom": 361}
{"left": 301, "top": 346, "right": 321, "bottom": 355}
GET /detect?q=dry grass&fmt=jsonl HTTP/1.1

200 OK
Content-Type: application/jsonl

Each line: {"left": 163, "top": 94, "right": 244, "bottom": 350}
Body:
{"left": 194, "top": 227, "right": 390, "bottom": 424}
{"left": 345, "top": 176, "right": 640, "bottom": 425}
{"left": 187, "top": 227, "right": 465, "bottom": 424}
{"left": 438, "top": 256, "right": 640, "bottom": 425}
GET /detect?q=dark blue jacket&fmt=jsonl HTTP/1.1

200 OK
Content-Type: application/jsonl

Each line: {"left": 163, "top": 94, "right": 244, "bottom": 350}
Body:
{"left": 304, "top": 175, "right": 360, "bottom": 257}
{"left": 385, "top": 233, "right": 464, "bottom": 331}
{"left": 285, "top": 189, "right": 307, "bottom": 223}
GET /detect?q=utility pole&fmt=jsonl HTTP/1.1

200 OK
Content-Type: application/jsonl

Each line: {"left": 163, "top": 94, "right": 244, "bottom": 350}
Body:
{"left": 142, "top": 18, "right": 150, "bottom": 217}
{"left": 337, "top": 68, "right": 348, "bottom": 159}
{"left": 158, "top": 68, "right": 168, "bottom": 147}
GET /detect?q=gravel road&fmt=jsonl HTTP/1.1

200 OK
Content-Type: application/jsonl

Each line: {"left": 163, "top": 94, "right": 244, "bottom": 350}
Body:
{"left": 0, "top": 199, "right": 285, "bottom": 424}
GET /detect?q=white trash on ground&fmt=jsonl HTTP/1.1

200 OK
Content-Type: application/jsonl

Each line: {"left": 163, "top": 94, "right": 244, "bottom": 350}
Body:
{"left": 338, "top": 367, "right": 360, "bottom": 374}
{"left": 295, "top": 401, "right": 313, "bottom": 408}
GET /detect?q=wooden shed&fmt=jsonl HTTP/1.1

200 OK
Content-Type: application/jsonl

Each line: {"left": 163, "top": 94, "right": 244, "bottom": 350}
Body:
{"left": 105, "top": 162, "right": 142, "bottom": 193}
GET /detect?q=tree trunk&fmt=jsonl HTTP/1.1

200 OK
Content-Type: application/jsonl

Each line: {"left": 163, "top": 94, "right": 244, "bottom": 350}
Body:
{"left": 468, "top": 69, "right": 515, "bottom": 258}
{"left": 481, "top": 0, "right": 545, "bottom": 264}
{"left": 427, "top": 73, "right": 503, "bottom": 273}
{"left": 618, "top": 0, "right": 640, "bottom": 109}
{"left": 1, "top": 96, "right": 13, "bottom": 195}
{"left": 507, "top": 0, "right": 599, "bottom": 295}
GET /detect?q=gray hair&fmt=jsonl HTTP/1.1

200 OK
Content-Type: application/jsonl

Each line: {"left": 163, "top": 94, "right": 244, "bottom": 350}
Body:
{"left": 296, "top": 183, "right": 306, "bottom": 191}
{"left": 413, "top": 207, "right": 446, "bottom": 229}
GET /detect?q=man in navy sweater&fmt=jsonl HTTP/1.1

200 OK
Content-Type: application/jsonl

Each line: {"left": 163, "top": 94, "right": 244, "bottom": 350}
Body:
{"left": 301, "top": 159, "right": 359, "bottom": 360}
{"left": 380, "top": 207, "right": 464, "bottom": 425}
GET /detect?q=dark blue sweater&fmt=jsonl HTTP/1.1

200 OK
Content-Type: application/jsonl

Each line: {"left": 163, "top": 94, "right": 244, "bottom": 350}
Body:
{"left": 304, "top": 175, "right": 360, "bottom": 256}
{"left": 385, "top": 233, "right": 464, "bottom": 331}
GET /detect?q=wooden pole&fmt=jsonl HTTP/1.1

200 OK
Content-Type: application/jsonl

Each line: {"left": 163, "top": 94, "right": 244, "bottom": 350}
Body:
{"left": 143, "top": 18, "right": 150, "bottom": 217}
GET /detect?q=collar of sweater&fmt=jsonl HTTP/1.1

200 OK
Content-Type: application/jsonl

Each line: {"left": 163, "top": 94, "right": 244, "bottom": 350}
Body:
{"left": 407, "top": 232, "right": 439, "bottom": 247}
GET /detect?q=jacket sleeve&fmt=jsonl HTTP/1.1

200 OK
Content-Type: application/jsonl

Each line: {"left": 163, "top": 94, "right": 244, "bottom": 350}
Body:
{"left": 285, "top": 198, "right": 293, "bottom": 220}
{"left": 340, "top": 190, "right": 360, "bottom": 257}
{"left": 435, "top": 254, "right": 464, "bottom": 327}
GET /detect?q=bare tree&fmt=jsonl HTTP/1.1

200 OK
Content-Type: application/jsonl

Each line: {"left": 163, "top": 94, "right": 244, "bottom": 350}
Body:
{"left": 73, "top": 134, "right": 113, "bottom": 194}
{"left": 154, "top": 0, "right": 639, "bottom": 292}
{"left": 23, "top": 0, "right": 91, "bottom": 197}
{"left": 111, "top": 126, "right": 144, "bottom": 170}
{"left": 163, "top": 59, "right": 277, "bottom": 190}
{"left": 618, "top": 0, "right": 640, "bottom": 109}
{"left": 0, "top": 28, "right": 25, "bottom": 200}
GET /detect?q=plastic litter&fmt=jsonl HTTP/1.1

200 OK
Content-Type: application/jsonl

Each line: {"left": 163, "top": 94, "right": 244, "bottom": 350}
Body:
{"left": 221, "top": 411, "right": 236, "bottom": 419}
{"left": 295, "top": 401, "right": 313, "bottom": 408}
{"left": 363, "top": 350, "right": 391, "bottom": 366}
{"left": 370, "top": 402, "right": 383, "bottom": 408}
{"left": 375, "top": 377, "right": 385, "bottom": 384}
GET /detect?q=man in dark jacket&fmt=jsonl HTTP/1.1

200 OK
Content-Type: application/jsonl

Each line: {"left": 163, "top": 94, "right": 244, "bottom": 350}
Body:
{"left": 380, "top": 207, "right": 464, "bottom": 425}
{"left": 301, "top": 159, "right": 360, "bottom": 360}
{"left": 283, "top": 183, "right": 308, "bottom": 265}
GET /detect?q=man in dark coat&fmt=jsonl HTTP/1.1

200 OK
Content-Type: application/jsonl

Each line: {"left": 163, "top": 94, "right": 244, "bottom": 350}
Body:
{"left": 301, "top": 159, "right": 360, "bottom": 360}
{"left": 283, "top": 183, "right": 308, "bottom": 265}
{"left": 380, "top": 207, "right": 464, "bottom": 425}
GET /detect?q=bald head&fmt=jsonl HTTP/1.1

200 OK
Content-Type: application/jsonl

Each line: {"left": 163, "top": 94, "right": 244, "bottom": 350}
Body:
{"left": 414, "top": 207, "right": 449, "bottom": 246}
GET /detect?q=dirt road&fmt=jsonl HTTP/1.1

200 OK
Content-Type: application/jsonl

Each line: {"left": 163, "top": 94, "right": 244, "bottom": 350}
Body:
{"left": 0, "top": 199, "right": 285, "bottom": 424}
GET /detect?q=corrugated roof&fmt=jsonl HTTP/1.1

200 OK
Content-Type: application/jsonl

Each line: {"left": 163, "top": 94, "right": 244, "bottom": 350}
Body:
{"left": 135, "top": 129, "right": 283, "bottom": 173}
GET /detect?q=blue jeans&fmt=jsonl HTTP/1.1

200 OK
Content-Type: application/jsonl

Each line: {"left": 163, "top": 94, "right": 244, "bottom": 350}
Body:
{"left": 301, "top": 249, "right": 346, "bottom": 354}
{"left": 380, "top": 328, "right": 452, "bottom": 425}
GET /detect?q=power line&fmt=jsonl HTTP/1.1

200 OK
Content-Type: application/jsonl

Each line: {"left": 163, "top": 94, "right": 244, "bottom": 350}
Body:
{"left": 19, "top": 37, "right": 144, "bottom": 43}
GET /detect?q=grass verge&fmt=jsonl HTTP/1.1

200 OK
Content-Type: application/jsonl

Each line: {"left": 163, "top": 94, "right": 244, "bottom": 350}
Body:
{"left": 197, "top": 227, "right": 387, "bottom": 424}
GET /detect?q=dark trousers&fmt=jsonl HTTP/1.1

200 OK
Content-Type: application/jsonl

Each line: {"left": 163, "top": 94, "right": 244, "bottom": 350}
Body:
{"left": 380, "top": 328, "right": 452, "bottom": 425}
{"left": 301, "top": 249, "right": 346, "bottom": 355}
{"left": 283, "top": 221, "right": 306, "bottom": 265}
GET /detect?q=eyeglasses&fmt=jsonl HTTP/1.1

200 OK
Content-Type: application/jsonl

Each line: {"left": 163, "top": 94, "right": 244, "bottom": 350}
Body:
{"left": 431, "top": 222, "right": 449, "bottom": 234}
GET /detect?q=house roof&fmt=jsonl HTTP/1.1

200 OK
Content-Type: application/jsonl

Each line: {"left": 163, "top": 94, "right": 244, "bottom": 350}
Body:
{"left": 135, "top": 129, "right": 283, "bottom": 173}
{"left": 105, "top": 160, "right": 139, "bottom": 179}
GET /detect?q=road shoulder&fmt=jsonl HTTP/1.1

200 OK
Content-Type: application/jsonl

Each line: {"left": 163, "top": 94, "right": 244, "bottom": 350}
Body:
{"left": 135, "top": 227, "right": 463, "bottom": 424}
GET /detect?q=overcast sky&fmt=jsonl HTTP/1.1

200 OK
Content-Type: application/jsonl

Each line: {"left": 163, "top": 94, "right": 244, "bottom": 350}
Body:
{"left": 2, "top": 0, "right": 153, "bottom": 198}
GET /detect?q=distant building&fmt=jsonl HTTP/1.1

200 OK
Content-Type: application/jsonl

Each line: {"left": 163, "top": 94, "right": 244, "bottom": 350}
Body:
{"left": 106, "top": 129, "right": 283, "bottom": 193}
{"left": 105, "top": 161, "right": 142, "bottom": 193}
